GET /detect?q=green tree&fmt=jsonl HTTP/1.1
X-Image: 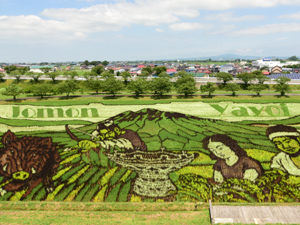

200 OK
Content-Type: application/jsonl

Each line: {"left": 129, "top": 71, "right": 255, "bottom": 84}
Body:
{"left": 89, "top": 61, "right": 101, "bottom": 66}
{"left": 140, "top": 71, "right": 150, "bottom": 78}
{"left": 142, "top": 66, "right": 153, "bottom": 75}
{"left": 1, "top": 84, "right": 23, "bottom": 100}
{"left": 200, "top": 82, "right": 216, "bottom": 97}
{"left": 102, "top": 60, "right": 109, "bottom": 66}
{"left": 56, "top": 80, "right": 80, "bottom": 97}
{"left": 27, "top": 71, "right": 42, "bottom": 83}
{"left": 0, "top": 73, "right": 5, "bottom": 82}
{"left": 174, "top": 72, "right": 197, "bottom": 97}
{"left": 288, "top": 55, "right": 299, "bottom": 61}
{"left": 121, "top": 71, "right": 131, "bottom": 85}
{"left": 9, "top": 70, "right": 22, "bottom": 83}
{"left": 252, "top": 71, "right": 270, "bottom": 84}
{"left": 32, "top": 83, "right": 52, "bottom": 99}
{"left": 86, "top": 78, "right": 103, "bottom": 94}
{"left": 216, "top": 72, "right": 233, "bottom": 85}
{"left": 102, "top": 77, "right": 124, "bottom": 97}
{"left": 127, "top": 78, "right": 149, "bottom": 97}
{"left": 260, "top": 66, "right": 269, "bottom": 71}
{"left": 153, "top": 66, "right": 167, "bottom": 76}
{"left": 101, "top": 71, "right": 114, "bottom": 79}
{"left": 236, "top": 72, "right": 255, "bottom": 89}
{"left": 83, "top": 71, "right": 97, "bottom": 79}
{"left": 248, "top": 84, "right": 268, "bottom": 96}
{"left": 274, "top": 76, "right": 291, "bottom": 96}
{"left": 40, "top": 67, "right": 52, "bottom": 74}
{"left": 83, "top": 60, "right": 89, "bottom": 66}
{"left": 91, "top": 65, "right": 104, "bottom": 75}
{"left": 150, "top": 72, "right": 172, "bottom": 97}
{"left": 48, "top": 71, "right": 59, "bottom": 83}
{"left": 224, "top": 83, "right": 241, "bottom": 96}
{"left": 63, "top": 71, "right": 78, "bottom": 80}
{"left": 108, "top": 68, "right": 115, "bottom": 74}
{"left": 17, "top": 67, "right": 29, "bottom": 75}
{"left": 276, "top": 76, "right": 291, "bottom": 85}
{"left": 4, "top": 65, "right": 17, "bottom": 74}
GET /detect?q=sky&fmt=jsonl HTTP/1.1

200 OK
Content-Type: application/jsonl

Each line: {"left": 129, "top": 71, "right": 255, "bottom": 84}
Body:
{"left": 1, "top": 0, "right": 300, "bottom": 62}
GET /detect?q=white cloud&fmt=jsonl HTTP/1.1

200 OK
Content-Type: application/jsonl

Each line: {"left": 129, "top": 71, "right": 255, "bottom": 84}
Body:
{"left": 278, "top": 37, "right": 288, "bottom": 40}
{"left": 232, "top": 23, "right": 300, "bottom": 36}
{"left": 156, "top": 28, "right": 164, "bottom": 32}
{"left": 41, "top": 2, "right": 187, "bottom": 30}
{"left": 1, "top": 0, "right": 300, "bottom": 41}
{"left": 236, "top": 48, "right": 262, "bottom": 53}
{"left": 0, "top": 15, "right": 82, "bottom": 40}
{"left": 206, "top": 12, "right": 264, "bottom": 22}
{"left": 280, "top": 11, "right": 300, "bottom": 19}
{"left": 146, "top": 0, "right": 300, "bottom": 11}
{"left": 209, "top": 24, "right": 236, "bottom": 35}
{"left": 169, "top": 23, "right": 209, "bottom": 31}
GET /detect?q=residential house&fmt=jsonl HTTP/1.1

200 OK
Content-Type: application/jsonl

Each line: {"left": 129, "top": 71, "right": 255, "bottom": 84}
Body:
{"left": 30, "top": 65, "right": 54, "bottom": 73}
{"left": 177, "top": 65, "right": 188, "bottom": 71}
{"left": 219, "top": 64, "right": 234, "bottom": 73}
{"left": 211, "top": 65, "right": 220, "bottom": 73}
{"left": 271, "top": 66, "right": 283, "bottom": 74}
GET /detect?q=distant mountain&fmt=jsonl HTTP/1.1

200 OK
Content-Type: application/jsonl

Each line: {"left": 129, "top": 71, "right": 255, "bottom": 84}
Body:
{"left": 178, "top": 54, "right": 262, "bottom": 61}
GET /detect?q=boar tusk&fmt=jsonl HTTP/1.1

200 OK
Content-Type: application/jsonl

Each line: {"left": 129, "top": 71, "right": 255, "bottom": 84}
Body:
{"left": 3, "top": 164, "right": 7, "bottom": 172}
{"left": 31, "top": 167, "right": 36, "bottom": 174}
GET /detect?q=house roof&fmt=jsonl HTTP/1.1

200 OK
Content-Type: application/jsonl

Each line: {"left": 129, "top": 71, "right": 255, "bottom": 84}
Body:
{"left": 167, "top": 69, "right": 177, "bottom": 72}
{"left": 30, "top": 65, "right": 54, "bottom": 69}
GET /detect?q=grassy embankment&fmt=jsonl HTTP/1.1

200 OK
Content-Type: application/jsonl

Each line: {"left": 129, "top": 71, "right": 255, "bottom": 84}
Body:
{"left": 1, "top": 201, "right": 300, "bottom": 224}
{"left": 2, "top": 94, "right": 300, "bottom": 106}
{"left": 0, "top": 202, "right": 210, "bottom": 224}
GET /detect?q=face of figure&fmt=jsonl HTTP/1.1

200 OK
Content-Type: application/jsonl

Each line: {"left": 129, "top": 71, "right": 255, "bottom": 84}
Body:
{"left": 272, "top": 136, "right": 300, "bottom": 154}
{"left": 208, "top": 139, "right": 236, "bottom": 159}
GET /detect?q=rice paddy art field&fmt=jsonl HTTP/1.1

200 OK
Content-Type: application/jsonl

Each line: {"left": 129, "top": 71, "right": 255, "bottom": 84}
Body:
{"left": 1, "top": 100, "right": 300, "bottom": 204}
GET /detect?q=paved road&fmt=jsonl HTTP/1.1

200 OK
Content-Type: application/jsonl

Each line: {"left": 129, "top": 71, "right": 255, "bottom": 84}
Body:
{"left": 211, "top": 205, "right": 300, "bottom": 224}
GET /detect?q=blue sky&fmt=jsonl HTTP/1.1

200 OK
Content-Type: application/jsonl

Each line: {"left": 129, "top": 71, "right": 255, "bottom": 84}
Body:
{"left": 1, "top": 0, "right": 300, "bottom": 62}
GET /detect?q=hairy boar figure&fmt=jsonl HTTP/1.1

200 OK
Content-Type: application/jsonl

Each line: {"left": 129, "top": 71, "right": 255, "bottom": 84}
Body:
{"left": 0, "top": 130, "right": 60, "bottom": 198}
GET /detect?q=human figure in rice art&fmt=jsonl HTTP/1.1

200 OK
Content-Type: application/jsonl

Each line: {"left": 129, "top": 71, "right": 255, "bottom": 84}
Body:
{"left": 266, "top": 125, "right": 300, "bottom": 176}
{"left": 202, "top": 134, "right": 264, "bottom": 183}
{"left": 66, "top": 119, "right": 147, "bottom": 152}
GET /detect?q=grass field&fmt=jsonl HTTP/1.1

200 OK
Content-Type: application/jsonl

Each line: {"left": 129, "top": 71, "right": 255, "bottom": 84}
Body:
{"left": 0, "top": 202, "right": 210, "bottom": 224}
{"left": 1, "top": 201, "right": 300, "bottom": 224}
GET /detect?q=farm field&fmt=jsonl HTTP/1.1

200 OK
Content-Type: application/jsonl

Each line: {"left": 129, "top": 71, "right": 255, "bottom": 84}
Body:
{"left": 1, "top": 96, "right": 300, "bottom": 224}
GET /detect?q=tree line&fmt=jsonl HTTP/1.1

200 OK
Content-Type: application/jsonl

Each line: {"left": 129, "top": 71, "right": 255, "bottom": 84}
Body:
{"left": 0, "top": 65, "right": 294, "bottom": 100}
{"left": 201, "top": 71, "right": 291, "bottom": 97}
{"left": 0, "top": 66, "right": 197, "bottom": 100}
